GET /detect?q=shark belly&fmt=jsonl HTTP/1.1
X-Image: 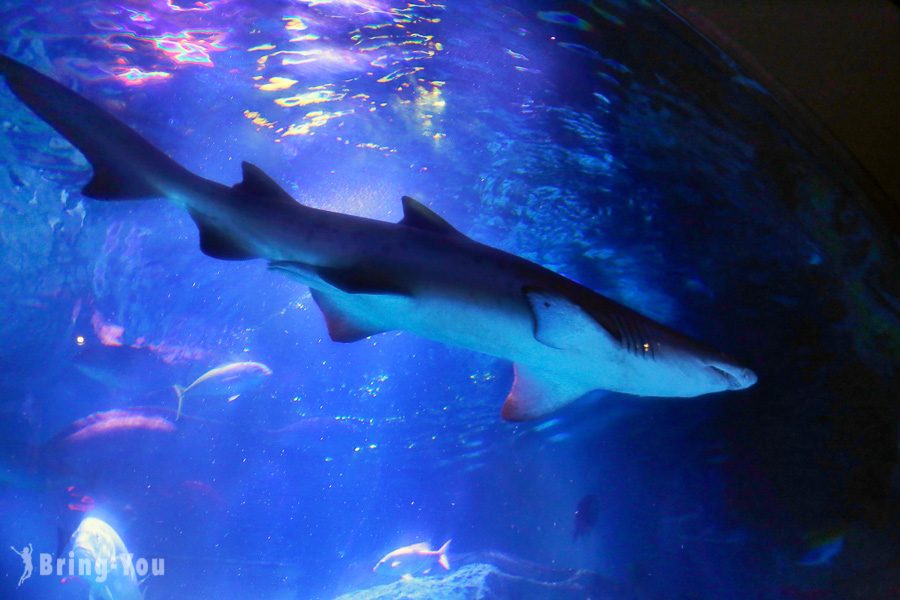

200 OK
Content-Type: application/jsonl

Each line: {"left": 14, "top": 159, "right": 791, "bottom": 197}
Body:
{"left": 301, "top": 281, "right": 536, "bottom": 359}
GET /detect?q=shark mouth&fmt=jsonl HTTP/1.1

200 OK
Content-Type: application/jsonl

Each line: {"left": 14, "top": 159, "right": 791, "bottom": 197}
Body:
{"left": 707, "top": 364, "right": 754, "bottom": 390}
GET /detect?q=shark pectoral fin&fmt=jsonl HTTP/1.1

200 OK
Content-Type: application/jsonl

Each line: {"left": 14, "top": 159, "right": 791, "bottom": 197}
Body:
{"left": 524, "top": 288, "right": 615, "bottom": 350}
{"left": 399, "top": 196, "right": 462, "bottom": 236}
{"left": 501, "top": 365, "right": 594, "bottom": 421}
{"left": 191, "top": 212, "right": 255, "bottom": 260}
{"left": 310, "top": 289, "right": 387, "bottom": 343}
{"left": 316, "top": 265, "right": 412, "bottom": 296}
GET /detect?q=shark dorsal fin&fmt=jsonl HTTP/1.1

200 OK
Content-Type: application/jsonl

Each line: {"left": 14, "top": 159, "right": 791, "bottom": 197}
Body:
{"left": 400, "top": 196, "right": 461, "bottom": 236}
{"left": 232, "top": 161, "right": 297, "bottom": 206}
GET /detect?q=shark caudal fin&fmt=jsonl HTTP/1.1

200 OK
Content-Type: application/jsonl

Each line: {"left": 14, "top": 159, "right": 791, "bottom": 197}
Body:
{"left": 436, "top": 539, "right": 451, "bottom": 570}
{"left": 0, "top": 54, "right": 282, "bottom": 263}
{"left": 0, "top": 54, "right": 190, "bottom": 200}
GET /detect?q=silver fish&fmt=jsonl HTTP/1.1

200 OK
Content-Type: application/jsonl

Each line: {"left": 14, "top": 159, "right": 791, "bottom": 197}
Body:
{"left": 174, "top": 361, "right": 272, "bottom": 419}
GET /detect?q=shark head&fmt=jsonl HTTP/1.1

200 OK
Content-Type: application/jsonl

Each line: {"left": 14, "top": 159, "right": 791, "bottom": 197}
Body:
{"left": 502, "top": 291, "right": 758, "bottom": 421}
{"left": 703, "top": 357, "right": 758, "bottom": 391}
{"left": 525, "top": 288, "right": 757, "bottom": 400}
{"left": 642, "top": 334, "right": 757, "bottom": 398}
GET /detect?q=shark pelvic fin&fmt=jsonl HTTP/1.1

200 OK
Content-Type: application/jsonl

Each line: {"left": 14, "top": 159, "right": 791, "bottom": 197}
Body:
{"left": 501, "top": 365, "right": 593, "bottom": 421}
{"left": 524, "top": 288, "right": 615, "bottom": 350}
{"left": 232, "top": 161, "right": 297, "bottom": 207}
{"left": 400, "top": 196, "right": 461, "bottom": 236}
{"left": 191, "top": 211, "right": 255, "bottom": 260}
{"left": 310, "top": 289, "right": 387, "bottom": 342}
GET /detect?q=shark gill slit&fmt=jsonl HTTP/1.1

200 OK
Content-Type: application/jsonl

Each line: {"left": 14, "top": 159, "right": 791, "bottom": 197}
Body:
{"left": 615, "top": 313, "right": 638, "bottom": 356}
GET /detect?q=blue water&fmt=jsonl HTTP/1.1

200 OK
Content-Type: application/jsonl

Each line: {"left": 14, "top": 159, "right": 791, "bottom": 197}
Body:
{"left": 1, "top": 1, "right": 897, "bottom": 599}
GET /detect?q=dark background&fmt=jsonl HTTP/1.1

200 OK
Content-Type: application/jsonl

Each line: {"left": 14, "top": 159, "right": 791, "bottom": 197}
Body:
{"left": 668, "top": 0, "right": 900, "bottom": 216}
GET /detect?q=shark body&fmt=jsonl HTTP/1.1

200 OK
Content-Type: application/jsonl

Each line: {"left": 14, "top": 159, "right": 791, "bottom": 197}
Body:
{"left": 0, "top": 54, "right": 756, "bottom": 420}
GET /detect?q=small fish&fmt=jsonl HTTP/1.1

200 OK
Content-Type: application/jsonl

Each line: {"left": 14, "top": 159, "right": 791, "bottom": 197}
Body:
{"left": 174, "top": 361, "right": 272, "bottom": 419}
{"left": 373, "top": 539, "right": 451, "bottom": 577}
{"left": 797, "top": 527, "right": 846, "bottom": 567}
{"left": 58, "top": 408, "right": 176, "bottom": 444}
{"left": 573, "top": 493, "right": 601, "bottom": 540}
{"left": 42, "top": 408, "right": 178, "bottom": 478}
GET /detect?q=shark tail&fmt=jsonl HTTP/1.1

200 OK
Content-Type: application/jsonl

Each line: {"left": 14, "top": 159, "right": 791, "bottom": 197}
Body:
{"left": 436, "top": 539, "right": 451, "bottom": 570}
{"left": 174, "top": 385, "right": 186, "bottom": 421}
{"left": 1, "top": 54, "right": 299, "bottom": 263}
{"left": 0, "top": 54, "right": 192, "bottom": 200}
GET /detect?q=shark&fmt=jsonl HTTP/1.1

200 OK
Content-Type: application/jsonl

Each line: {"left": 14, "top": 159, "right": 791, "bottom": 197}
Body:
{"left": 0, "top": 54, "right": 756, "bottom": 421}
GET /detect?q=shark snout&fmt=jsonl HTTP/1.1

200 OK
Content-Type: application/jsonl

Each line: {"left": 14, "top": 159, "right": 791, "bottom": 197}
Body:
{"left": 706, "top": 362, "right": 757, "bottom": 391}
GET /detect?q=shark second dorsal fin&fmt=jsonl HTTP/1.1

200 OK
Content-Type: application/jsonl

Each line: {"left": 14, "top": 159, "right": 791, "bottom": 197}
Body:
{"left": 232, "top": 161, "right": 297, "bottom": 206}
{"left": 400, "top": 196, "right": 461, "bottom": 236}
